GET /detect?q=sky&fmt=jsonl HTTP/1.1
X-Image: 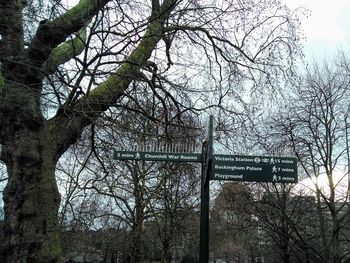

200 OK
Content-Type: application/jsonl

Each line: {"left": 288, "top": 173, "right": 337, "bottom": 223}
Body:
{"left": 284, "top": 0, "right": 350, "bottom": 61}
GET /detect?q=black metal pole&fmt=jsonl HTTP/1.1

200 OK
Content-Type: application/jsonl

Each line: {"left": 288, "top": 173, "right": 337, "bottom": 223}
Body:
{"left": 199, "top": 162, "right": 209, "bottom": 262}
{"left": 199, "top": 115, "right": 213, "bottom": 263}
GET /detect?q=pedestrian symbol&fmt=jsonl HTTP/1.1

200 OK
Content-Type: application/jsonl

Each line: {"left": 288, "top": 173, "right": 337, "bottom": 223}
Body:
{"left": 273, "top": 174, "right": 278, "bottom": 182}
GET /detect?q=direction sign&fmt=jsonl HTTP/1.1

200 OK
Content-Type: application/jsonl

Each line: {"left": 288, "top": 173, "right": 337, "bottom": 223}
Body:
{"left": 114, "top": 150, "right": 202, "bottom": 163}
{"left": 113, "top": 117, "right": 298, "bottom": 263}
{"left": 211, "top": 154, "right": 297, "bottom": 183}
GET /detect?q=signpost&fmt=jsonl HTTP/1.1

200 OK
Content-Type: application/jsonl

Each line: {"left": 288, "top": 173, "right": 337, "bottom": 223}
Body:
{"left": 114, "top": 150, "right": 202, "bottom": 162}
{"left": 113, "top": 116, "right": 298, "bottom": 263}
{"left": 199, "top": 115, "right": 213, "bottom": 263}
{"left": 211, "top": 154, "right": 297, "bottom": 183}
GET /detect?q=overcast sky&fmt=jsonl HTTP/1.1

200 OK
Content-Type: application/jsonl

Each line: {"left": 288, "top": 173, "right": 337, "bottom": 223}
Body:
{"left": 284, "top": 0, "right": 350, "bottom": 61}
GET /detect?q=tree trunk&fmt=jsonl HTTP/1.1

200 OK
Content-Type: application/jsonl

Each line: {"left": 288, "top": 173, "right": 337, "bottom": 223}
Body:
{"left": 0, "top": 1, "right": 173, "bottom": 261}
{"left": 131, "top": 167, "right": 145, "bottom": 263}
{"left": 161, "top": 240, "right": 172, "bottom": 263}
{"left": 315, "top": 185, "right": 328, "bottom": 263}
{"left": 1, "top": 126, "right": 62, "bottom": 262}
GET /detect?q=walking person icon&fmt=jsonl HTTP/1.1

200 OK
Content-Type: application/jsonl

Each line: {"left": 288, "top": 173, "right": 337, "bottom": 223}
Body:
{"left": 272, "top": 166, "right": 277, "bottom": 173}
{"left": 273, "top": 174, "right": 278, "bottom": 182}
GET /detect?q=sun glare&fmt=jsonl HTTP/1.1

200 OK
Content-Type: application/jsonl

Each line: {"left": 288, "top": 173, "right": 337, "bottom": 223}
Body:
{"left": 298, "top": 166, "right": 349, "bottom": 199}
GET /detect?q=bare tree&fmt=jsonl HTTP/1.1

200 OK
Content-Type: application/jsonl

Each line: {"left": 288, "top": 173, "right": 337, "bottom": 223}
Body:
{"left": 146, "top": 161, "right": 200, "bottom": 263}
{"left": 272, "top": 59, "right": 350, "bottom": 263}
{"left": 253, "top": 183, "right": 323, "bottom": 263}
{"left": 210, "top": 182, "right": 256, "bottom": 261}
{"left": 56, "top": 101, "right": 202, "bottom": 262}
{"left": 0, "top": 0, "right": 302, "bottom": 261}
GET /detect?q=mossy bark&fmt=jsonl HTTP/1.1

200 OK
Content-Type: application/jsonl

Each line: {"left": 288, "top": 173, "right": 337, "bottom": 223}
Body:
{"left": 1, "top": 123, "right": 62, "bottom": 262}
{"left": 0, "top": 0, "right": 176, "bottom": 261}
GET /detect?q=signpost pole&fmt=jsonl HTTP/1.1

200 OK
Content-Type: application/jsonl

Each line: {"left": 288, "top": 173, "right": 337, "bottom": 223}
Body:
{"left": 199, "top": 115, "right": 213, "bottom": 263}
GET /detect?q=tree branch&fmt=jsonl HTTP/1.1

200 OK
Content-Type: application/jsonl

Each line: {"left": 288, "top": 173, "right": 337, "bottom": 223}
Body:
{"left": 41, "top": 27, "right": 88, "bottom": 75}
{"left": 47, "top": 0, "right": 177, "bottom": 158}
{"left": 26, "top": 0, "right": 111, "bottom": 67}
